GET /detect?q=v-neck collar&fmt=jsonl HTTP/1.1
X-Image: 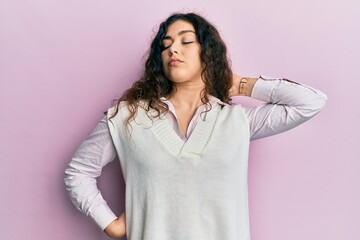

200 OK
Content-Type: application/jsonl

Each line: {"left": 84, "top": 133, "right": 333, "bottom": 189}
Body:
{"left": 159, "top": 95, "right": 224, "bottom": 140}
{"left": 150, "top": 103, "right": 221, "bottom": 157}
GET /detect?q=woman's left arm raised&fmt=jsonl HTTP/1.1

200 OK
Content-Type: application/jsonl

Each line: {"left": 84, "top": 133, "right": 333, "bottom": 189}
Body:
{"left": 230, "top": 74, "right": 328, "bottom": 141}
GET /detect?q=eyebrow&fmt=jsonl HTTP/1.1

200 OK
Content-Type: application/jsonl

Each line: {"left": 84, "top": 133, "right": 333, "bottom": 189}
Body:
{"left": 162, "top": 30, "right": 196, "bottom": 40}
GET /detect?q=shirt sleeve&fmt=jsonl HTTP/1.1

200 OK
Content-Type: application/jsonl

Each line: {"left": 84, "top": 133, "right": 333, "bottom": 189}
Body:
{"left": 244, "top": 75, "right": 328, "bottom": 141}
{"left": 64, "top": 115, "right": 118, "bottom": 231}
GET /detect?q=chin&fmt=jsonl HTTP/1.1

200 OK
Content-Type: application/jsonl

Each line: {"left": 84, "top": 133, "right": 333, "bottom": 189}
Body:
{"left": 166, "top": 74, "right": 186, "bottom": 83}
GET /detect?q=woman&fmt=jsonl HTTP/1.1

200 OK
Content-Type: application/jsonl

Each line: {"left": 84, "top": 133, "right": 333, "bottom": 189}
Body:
{"left": 64, "top": 12, "right": 327, "bottom": 239}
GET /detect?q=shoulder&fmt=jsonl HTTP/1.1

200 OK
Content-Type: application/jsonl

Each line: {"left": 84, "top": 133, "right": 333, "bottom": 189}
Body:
{"left": 216, "top": 101, "right": 249, "bottom": 121}
{"left": 217, "top": 101, "right": 245, "bottom": 111}
{"left": 105, "top": 101, "right": 127, "bottom": 123}
{"left": 106, "top": 100, "right": 156, "bottom": 127}
{"left": 107, "top": 100, "right": 150, "bottom": 116}
{"left": 209, "top": 95, "right": 246, "bottom": 111}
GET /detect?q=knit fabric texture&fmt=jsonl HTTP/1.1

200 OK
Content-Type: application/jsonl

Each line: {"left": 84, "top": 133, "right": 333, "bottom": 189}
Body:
{"left": 107, "top": 101, "right": 251, "bottom": 240}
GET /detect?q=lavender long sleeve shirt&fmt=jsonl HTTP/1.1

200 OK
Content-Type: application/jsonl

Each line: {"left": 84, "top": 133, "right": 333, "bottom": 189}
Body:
{"left": 64, "top": 75, "right": 327, "bottom": 239}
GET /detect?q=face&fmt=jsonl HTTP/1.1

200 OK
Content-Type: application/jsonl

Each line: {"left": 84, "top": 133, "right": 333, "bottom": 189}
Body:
{"left": 161, "top": 20, "right": 203, "bottom": 86}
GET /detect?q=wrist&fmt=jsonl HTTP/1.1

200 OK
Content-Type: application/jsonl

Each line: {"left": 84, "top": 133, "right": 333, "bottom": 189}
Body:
{"left": 104, "top": 216, "right": 126, "bottom": 238}
{"left": 230, "top": 74, "right": 259, "bottom": 97}
{"left": 238, "top": 77, "right": 248, "bottom": 96}
{"left": 238, "top": 77, "right": 258, "bottom": 97}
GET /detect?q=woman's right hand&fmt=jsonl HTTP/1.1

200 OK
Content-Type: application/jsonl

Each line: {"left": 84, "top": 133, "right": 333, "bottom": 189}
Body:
{"left": 103, "top": 211, "right": 126, "bottom": 238}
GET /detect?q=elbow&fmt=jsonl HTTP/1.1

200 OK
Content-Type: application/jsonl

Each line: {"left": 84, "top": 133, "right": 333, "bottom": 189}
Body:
{"left": 301, "top": 93, "right": 328, "bottom": 118}
{"left": 63, "top": 164, "right": 80, "bottom": 191}
{"left": 64, "top": 168, "right": 71, "bottom": 187}
{"left": 63, "top": 167, "right": 73, "bottom": 191}
{"left": 314, "top": 92, "right": 328, "bottom": 114}
{"left": 63, "top": 166, "right": 87, "bottom": 212}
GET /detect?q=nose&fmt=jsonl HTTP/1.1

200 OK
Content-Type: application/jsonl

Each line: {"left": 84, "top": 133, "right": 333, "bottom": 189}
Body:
{"left": 168, "top": 43, "right": 178, "bottom": 55}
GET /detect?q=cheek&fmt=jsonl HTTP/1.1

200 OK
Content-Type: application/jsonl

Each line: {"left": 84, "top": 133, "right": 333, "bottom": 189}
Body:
{"left": 161, "top": 53, "right": 168, "bottom": 67}
{"left": 191, "top": 48, "right": 202, "bottom": 67}
{"left": 161, "top": 57, "right": 168, "bottom": 73}
{"left": 192, "top": 53, "right": 203, "bottom": 70}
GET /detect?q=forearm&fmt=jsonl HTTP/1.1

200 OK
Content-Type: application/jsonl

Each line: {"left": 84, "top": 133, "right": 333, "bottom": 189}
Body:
{"left": 243, "top": 75, "right": 328, "bottom": 140}
{"left": 64, "top": 116, "right": 118, "bottom": 230}
{"left": 104, "top": 211, "right": 126, "bottom": 238}
{"left": 251, "top": 76, "right": 327, "bottom": 108}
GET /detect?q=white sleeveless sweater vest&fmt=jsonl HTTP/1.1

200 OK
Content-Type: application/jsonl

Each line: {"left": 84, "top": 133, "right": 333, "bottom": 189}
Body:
{"left": 107, "top": 101, "right": 251, "bottom": 240}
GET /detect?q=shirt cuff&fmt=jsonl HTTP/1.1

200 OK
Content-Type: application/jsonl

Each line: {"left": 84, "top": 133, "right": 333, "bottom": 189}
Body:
{"left": 89, "top": 202, "right": 118, "bottom": 231}
{"left": 251, "top": 75, "right": 281, "bottom": 102}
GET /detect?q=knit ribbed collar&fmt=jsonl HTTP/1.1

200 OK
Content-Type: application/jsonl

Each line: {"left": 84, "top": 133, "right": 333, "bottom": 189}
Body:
{"left": 150, "top": 101, "right": 221, "bottom": 159}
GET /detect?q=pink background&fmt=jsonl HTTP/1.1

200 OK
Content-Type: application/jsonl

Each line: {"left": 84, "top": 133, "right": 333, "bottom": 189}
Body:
{"left": 1, "top": 0, "right": 359, "bottom": 239}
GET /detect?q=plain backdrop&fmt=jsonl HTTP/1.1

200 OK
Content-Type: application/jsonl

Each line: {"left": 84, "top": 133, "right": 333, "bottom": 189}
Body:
{"left": 1, "top": 0, "right": 359, "bottom": 240}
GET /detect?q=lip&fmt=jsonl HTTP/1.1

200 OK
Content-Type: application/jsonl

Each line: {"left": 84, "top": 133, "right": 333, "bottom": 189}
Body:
{"left": 169, "top": 58, "right": 183, "bottom": 66}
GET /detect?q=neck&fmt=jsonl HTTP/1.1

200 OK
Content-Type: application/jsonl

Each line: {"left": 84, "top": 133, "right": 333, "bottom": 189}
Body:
{"left": 168, "top": 81, "right": 205, "bottom": 111}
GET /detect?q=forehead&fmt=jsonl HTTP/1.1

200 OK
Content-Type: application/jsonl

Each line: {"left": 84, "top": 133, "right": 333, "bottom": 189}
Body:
{"left": 165, "top": 20, "right": 195, "bottom": 36}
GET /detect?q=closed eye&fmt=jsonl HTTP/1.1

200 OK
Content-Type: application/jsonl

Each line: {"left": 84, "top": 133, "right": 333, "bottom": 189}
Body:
{"left": 161, "top": 41, "right": 194, "bottom": 51}
{"left": 161, "top": 45, "right": 170, "bottom": 51}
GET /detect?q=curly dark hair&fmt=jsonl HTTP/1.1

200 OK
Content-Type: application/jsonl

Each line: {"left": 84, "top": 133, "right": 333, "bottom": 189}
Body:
{"left": 108, "top": 12, "right": 233, "bottom": 124}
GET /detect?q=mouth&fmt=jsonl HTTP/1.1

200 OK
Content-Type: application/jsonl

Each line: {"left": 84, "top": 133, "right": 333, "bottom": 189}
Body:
{"left": 169, "top": 59, "right": 183, "bottom": 66}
